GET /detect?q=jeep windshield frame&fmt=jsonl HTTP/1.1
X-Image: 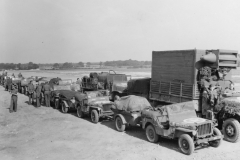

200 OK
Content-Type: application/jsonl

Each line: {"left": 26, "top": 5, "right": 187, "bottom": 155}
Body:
{"left": 165, "top": 101, "right": 197, "bottom": 123}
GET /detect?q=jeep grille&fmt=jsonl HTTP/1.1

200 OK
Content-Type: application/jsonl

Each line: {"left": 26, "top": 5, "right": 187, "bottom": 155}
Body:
{"left": 102, "top": 104, "right": 112, "bottom": 112}
{"left": 197, "top": 123, "right": 212, "bottom": 137}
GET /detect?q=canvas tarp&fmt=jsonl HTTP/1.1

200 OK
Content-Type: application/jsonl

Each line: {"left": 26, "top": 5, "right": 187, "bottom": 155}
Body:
{"left": 58, "top": 90, "right": 85, "bottom": 101}
{"left": 59, "top": 90, "right": 78, "bottom": 100}
{"left": 126, "top": 78, "right": 151, "bottom": 94}
{"left": 75, "top": 93, "right": 87, "bottom": 102}
{"left": 113, "top": 95, "right": 151, "bottom": 112}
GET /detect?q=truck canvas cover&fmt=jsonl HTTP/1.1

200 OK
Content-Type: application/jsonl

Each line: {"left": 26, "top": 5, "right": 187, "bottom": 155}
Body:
{"left": 126, "top": 78, "right": 150, "bottom": 94}
{"left": 113, "top": 95, "right": 151, "bottom": 112}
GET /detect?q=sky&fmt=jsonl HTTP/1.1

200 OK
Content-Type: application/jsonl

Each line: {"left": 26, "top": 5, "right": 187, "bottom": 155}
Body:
{"left": 0, "top": 0, "right": 240, "bottom": 63}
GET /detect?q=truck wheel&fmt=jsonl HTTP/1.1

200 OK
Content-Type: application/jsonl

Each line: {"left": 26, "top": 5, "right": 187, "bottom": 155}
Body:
{"left": 146, "top": 124, "right": 159, "bottom": 143}
{"left": 91, "top": 110, "right": 99, "bottom": 123}
{"left": 178, "top": 134, "right": 194, "bottom": 155}
{"left": 77, "top": 105, "right": 84, "bottom": 118}
{"left": 61, "top": 102, "right": 68, "bottom": 113}
{"left": 115, "top": 116, "right": 126, "bottom": 132}
{"left": 222, "top": 118, "right": 240, "bottom": 143}
{"left": 55, "top": 99, "right": 59, "bottom": 109}
{"left": 209, "top": 128, "right": 222, "bottom": 147}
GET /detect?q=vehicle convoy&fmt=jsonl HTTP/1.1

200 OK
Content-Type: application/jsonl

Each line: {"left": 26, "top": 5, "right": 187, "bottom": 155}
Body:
{"left": 81, "top": 70, "right": 130, "bottom": 101}
{"left": 149, "top": 49, "right": 240, "bottom": 142}
{"left": 142, "top": 101, "right": 222, "bottom": 155}
{"left": 111, "top": 95, "right": 152, "bottom": 132}
{"left": 76, "top": 90, "right": 114, "bottom": 123}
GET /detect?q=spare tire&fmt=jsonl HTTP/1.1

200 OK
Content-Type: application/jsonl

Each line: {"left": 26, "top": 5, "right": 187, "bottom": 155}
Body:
{"left": 223, "top": 118, "right": 240, "bottom": 143}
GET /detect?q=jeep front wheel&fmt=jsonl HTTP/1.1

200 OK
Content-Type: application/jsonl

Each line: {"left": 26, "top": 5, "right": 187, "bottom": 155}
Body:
{"left": 209, "top": 128, "right": 222, "bottom": 147}
{"left": 146, "top": 124, "right": 159, "bottom": 143}
{"left": 54, "top": 99, "right": 59, "bottom": 109}
{"left": 115, "top": 116, "right": 126, "bottom": 132}
{"left": 77, "top": 105, "right": 84, "bottom": 118}
{"left": 91, "top": 110, "right": 99, "bottom": 123}
{"left": 222, "top": 118, "right": 240, "bottom": 143}
{"left": 61, "top": 102, "right": 68, "bottom": 113}
{"left": 178, "top": 134, "right": 194, "bottom": 155}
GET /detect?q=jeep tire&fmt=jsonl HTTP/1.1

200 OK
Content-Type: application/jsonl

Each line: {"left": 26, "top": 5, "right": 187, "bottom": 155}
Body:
{"left": 54, "top": 99, "right": 59, "bottom": 109}
{"left": 115, "top": 116, "right": 126, "bottom": 132}
{"left": 178, "top": 134, "right": 194, "bottom": 155}
{"left": 146, "top": 124, "right": 159, "bottom": 143}
{"left": 91, "top": 110, "right": 99, "bottom": 123}
{"left": 222, "top": 118, "right": 240, "bottom": 143}
{"left": 209, "top": 128, "right": 222, "bottom": 147}
{"left": 61, "top": 102, "right": 68, "bottom": 113}
{"left": 77, "top": 105, "right": 84, "bottom": 118}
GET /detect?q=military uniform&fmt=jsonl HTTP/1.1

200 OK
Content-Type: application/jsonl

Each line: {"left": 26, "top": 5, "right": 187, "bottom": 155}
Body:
{"left": 43, "top": 83, "right": 51, "bottom": 107}
{"left": 35, "top": 84, "right": 43, "bottom": 107}
{"left": 10, "top": 83, "right": 18, "bottom": 112}
{"left": 28, "top": 82, "right": 35, "bottom": 105}
{"left": 5, "top": 78, "right": 12, "bottom": 91}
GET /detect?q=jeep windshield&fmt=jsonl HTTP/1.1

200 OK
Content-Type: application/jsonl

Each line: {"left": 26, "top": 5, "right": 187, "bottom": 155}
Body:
{"left": 166, "top": 101, "right": 197, "bottom": 123}
{"left": 85, "top": 90, "right": 109, "bottom": 98}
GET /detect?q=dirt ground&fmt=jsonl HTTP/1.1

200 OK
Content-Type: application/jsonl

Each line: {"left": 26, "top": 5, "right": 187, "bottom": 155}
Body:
{"left": 1, "top": 86, "right": 240, "bottom": 160}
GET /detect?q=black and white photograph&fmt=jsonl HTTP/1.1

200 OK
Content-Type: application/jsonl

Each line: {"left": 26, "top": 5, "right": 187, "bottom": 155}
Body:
{"left": 1, "top": 0, "right": 240, "bottom": 160}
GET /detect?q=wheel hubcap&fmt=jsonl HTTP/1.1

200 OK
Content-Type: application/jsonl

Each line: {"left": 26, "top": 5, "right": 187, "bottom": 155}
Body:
{"left": 182, "top": 139, "right": 189, "bottom": 150}
{"left": 148, "top": 129, "right": 154, "bottom": 139}
{"left": 226, "top": 125, "right": 235, "bottom": 137}
{"left": 91, "top": 112, "right": 95, "bottom": 121}
{"left": 117, "top": 119, "right": 121, "bottom": 128}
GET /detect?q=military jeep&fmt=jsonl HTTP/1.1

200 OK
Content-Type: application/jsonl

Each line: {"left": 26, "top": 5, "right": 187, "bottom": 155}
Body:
{"left": 142, "top": 101, "right": 222, "bottom": 155}
{"left": 76, "top": 90, "right": 114, "bottom": 123}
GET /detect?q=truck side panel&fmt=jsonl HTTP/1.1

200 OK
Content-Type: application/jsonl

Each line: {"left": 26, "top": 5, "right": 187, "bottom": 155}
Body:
{"left": 152, "top": 50, "right": 196, "bottom": 84}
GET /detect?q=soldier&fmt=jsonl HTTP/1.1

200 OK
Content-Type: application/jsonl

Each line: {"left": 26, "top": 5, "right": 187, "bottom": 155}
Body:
{"left": 43, "top": 82, "right": 51, "bottom": 107}
{"left": 5, "top": 77, "right": 12, "bottom": 91}
{"left": 35, "top": 82, "right": 42, "bottom": 107}
{"left": 9, "top": 83, "right": 18, "bottom": 113}
{"left": 18, "top": 72, "right": 22, "bottom": 78}
{"left": 28, "top": 80, "right": 35, "bottom": 105}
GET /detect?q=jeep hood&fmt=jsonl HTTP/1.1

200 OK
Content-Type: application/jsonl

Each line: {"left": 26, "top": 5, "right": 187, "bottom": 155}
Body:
{"left": 171, "top": 117, "right": 211, "bottom": 130}
{"left": 88, "top": 96, "right": 112, "bottom": 105}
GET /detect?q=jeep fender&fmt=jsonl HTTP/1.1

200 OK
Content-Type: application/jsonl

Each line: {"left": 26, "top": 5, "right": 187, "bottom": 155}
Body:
{"left": 62, "top": 100, "right": 69, "bottom": 108}
{"left": 142, "top": 118, "right": 154, "bottom": 129}
{"left": 114, "top": 114, "right": 127, "bottom": 124}
{"left": 174, "top": 127, "right": 195, "bottom": 138}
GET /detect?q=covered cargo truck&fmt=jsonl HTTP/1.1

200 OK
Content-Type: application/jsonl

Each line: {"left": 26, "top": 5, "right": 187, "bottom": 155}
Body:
{"left": 150, "top": 49, "right": 240, "bottom": 142}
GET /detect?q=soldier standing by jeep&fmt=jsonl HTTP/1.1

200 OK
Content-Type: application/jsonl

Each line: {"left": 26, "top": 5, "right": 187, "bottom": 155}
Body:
{"left": 43, "top": 82, "right": 51, "bottom": 107}
{"left": 35, "top": 83, "right": 42, "bottom": 107}
{"left": 9, "top": 83, "right": 18, "bottom": 113}
{"left": 28, "top": 81, "right": 35, "bottom": 105}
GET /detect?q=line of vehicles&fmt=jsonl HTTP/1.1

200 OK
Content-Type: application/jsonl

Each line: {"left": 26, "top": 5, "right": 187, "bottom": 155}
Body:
{"left": 1, "top": 49, "right": 240, "bottom": 155}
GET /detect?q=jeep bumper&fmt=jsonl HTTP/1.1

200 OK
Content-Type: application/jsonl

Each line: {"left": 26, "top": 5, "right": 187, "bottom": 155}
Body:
{"left": 195, "top": 135, "right": 223, "bottom": 145}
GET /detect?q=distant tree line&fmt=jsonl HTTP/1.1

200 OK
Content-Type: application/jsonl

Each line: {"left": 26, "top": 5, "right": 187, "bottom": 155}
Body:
{"left": 104, "top": 59, "right": 151, "bottom": 67}
{"left": 0, "top": 62, "right": 39, "bottom": 70}
{"left": 52, "top": 62, "right": 85, "bottom": 69}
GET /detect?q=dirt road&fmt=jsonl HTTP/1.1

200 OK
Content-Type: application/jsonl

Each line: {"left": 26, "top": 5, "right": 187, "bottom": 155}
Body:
{"left": 0, "top": 86, "right": 240, "bottom": 160}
